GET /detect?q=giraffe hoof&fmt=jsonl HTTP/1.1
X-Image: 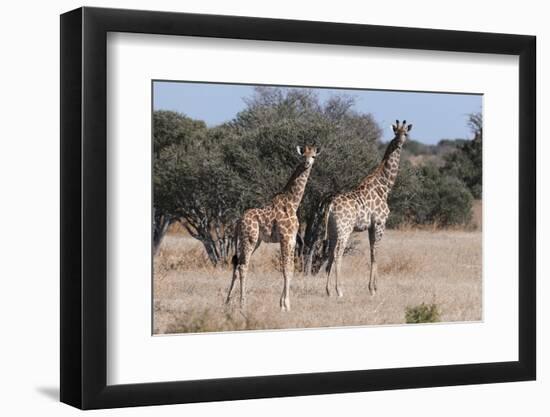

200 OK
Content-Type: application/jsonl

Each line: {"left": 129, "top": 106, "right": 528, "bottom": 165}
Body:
{"left": 326, "top": 289, "right": 331, "bottom": 297}
{"left": 369, "top": 289, "right": 376, "bottom": 296}
{"left": 337, "top": 291, "right": 343, "bottom": 298}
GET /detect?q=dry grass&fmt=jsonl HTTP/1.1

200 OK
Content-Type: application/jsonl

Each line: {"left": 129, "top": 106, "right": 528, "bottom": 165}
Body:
{"left": 153, "top": 228, "right": 482, "bottom": 334}
{"left": 472, "top": 200, "right": 482, "bottom": 230}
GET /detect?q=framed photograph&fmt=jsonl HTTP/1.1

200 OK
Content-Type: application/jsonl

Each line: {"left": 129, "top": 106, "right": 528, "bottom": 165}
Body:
{"left": 60, "top": 6, "right": 536, "bottom": 409}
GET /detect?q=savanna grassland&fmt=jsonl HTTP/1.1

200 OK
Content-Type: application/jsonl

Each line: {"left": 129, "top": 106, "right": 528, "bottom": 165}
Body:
{"left": 153, "top": 212, "right": 482, "bottom": 334}
{"left": 152, "top": 87, "right": 483, "bottom": 334}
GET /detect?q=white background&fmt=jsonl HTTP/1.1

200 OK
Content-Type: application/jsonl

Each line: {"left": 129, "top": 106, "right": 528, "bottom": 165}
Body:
{"left": 0, "top": 0, "right": 546, "bottom": 416}
{"left": 108, "top": 33, "right": 518, "bottom": 384}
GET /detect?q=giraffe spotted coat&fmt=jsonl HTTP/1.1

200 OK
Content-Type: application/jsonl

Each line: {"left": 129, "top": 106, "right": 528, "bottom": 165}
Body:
{"left": 323, "top": 120, "right": 412, "bottom": 297}
{"left": 226, "top": 144, "right": 319, "bottom": 311}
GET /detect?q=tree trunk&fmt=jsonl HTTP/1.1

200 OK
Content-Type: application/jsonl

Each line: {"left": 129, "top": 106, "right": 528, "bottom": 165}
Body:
{"left": 178, "top": 217, "right": 236, "bottom": 268}
{"left": 303, "top": 252, "right": 314, "bottom": 276}
{"left": 302, "top": 206, "right": 324, "bottom": 275}
{"left": 200, "top": 237, "right": 220, "bottom": 266}
{"left": 302, "top": 198, "right": 335, "bottom": 276}
{"left": 153, "top": 210, "right": 172, "bottom": 255}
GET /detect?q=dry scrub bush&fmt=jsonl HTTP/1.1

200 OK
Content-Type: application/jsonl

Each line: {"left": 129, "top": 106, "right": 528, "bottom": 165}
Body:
{"left": 379, "top": 253, "right": 426, "bottom": 276}
{"left": 347, "top": 249, "right": 425, "bottom": 277}
{"left": 155, "top": 239, "right": 213, "bottom": 277}
{"left": 405, "top": 302, "right": 441, "bottom": 323}
{"left": 164, "top": 309, "right": 264, "bottom": 333}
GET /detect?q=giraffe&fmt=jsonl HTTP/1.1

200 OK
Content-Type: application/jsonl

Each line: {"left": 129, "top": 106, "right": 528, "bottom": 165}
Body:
{"left": 225, "top": 144, "right": 320, "bottom": 311}
{"left": 322, "top": 120, "right": 412, "bottom": 297}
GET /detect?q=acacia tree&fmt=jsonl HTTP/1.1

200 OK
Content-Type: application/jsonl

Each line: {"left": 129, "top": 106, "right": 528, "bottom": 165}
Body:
{"left": 153, "top": 111, "right": 207, "bottom": 252}
{"left": 154, "top": 122, "right": 252, "bottom": 264}
{"left": 153, "top": 89, "right": 383, "bottom": 267}
{"left": 222, "top": 87, "right": 382, "bottom": 273}
{"left": 153, "top": 110, "right": 207, "bottom": 156}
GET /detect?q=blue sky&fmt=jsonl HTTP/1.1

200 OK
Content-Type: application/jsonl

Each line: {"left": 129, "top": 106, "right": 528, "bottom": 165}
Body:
{"left": 153, "top": 81, "right": 482, "bottom": 145}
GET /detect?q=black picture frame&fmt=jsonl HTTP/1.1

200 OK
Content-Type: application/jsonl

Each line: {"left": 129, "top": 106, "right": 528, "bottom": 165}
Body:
{"left": 60, "top": 6, "right": 536, "bottom": 410}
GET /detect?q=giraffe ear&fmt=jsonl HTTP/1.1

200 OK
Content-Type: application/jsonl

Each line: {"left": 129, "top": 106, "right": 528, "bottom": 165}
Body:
{"left": 296, "top": 145, "right": 304, "bottom": 155}
{"left": 315, "top": 147, "right": 322, "bottom": 156}
{"left": 407, "top": 124, "right": 413, "bottom": 132}
{"left": 391, "top": 124, "right": 398, "bottom": 133}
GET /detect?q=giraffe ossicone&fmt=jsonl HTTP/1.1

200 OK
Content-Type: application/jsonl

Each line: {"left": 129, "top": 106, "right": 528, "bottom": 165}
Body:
{"left": 321, "top": 119, "right": 412, "bottom": 297}
{"left": 226, "top": 144, "right": 320, "bottom": 311}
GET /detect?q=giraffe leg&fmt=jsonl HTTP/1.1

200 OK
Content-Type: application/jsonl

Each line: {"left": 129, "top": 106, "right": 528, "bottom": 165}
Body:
{"left": 368, "top": 222, "right": 385, "bottom": 296}
{"left": 236, "top": 241, "right": 255, "bottom": 308}
{"left": 368, "top": 248, "right": 377, "bottom": 296}
{"left": 225, "top": 257, "right": 238, "bottom": 304}
{"left": 279, "top": 236, "right": 295, "bottom": 312}
{"left": 325, "top": 239, "right": 336, "bottom": 296}
{"left": 226, "top": 231, "right": 257, "bottom": 305}
{"left": 333, "top": 241, "right": 346, "bottom": 298}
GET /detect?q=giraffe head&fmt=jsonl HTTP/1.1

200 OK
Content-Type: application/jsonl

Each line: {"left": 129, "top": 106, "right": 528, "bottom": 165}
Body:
{"left": 391, "top": 120, "right": 413, "bottom": 143}
{"left": 296, "top": 144, "right": 320, "bottom": 169}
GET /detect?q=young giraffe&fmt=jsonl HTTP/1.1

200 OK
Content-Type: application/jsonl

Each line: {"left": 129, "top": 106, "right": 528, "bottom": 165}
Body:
{"left": 323, "top": 120, "right": 412, "bottom": 297}
{"left": 226, "top": 144, "right": 320, "bottom": 311}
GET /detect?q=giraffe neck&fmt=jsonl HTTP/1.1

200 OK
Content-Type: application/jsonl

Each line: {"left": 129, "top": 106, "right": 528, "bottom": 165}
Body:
{"left": 281, "top": 163, "right": 312, "bottom": 211}
{"left": 358, "top": 136, "right": 403, "bottom": 199}
{"left": 377, "top": 137, "right": 404, "bottom": 192}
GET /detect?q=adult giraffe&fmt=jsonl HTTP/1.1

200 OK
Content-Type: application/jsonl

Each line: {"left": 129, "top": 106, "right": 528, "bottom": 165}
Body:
{"left": 323, "top": 120, "right": 412, "bottom": 297}
{"left": 226, "top": 144, "right": 320, "bottom": 311}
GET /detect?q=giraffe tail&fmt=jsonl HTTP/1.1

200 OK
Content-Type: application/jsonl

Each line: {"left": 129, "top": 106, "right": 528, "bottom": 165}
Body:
{"left": 231, "top": 254, "right": 238, "bottom": 269}
{"left": 231, "top": 220, "right": 240, "bottom": 269}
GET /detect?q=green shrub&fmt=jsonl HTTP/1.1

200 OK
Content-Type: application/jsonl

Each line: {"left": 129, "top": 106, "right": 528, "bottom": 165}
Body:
{"left": 386, "top": 160, "right": 424, "bottom": 228}
{"left": 388, "top": 162, "right": 473, "bottom": 228}
{"left": 434, "top": 175, "right": 473, "bottom": 225}
{"left": 405, "top": 302, "right": 441, "bottom": 323}
{"left": 441, "top": 113, "right": 482, "bottom": 199}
